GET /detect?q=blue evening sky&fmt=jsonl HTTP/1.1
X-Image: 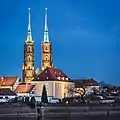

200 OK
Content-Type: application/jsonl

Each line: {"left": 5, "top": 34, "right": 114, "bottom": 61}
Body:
{"left": 0, "top": 0, "right": 120, "bottom": 85}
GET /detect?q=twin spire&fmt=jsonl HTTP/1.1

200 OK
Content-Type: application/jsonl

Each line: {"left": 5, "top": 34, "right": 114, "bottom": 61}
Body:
{"left": 26, "top": 8, "right": 49, "bottom": 43}
{"left": 26, "top": 8, "right": 32, "bottom": 42}
{"left": 28, "top": 8, "right": 31, "bottom": 32}
{"left": 44, "top": 8, "right": 49, "bottom": 42}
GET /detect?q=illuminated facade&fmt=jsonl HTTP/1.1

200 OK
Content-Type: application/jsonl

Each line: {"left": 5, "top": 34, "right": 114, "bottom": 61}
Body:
{"left": 21, "top": 8, "right": 75, "bottom": 100}
{"left": 41, "top": 8, "right": 53, "bottom": 71}
{"left": 31, "top": 67, "right": 75, "bottom": 101}
{"left": 22, "top": 8, "right": 34, "bottom": 83}
{"left": 1, "top": 8, "right": 101, "bottom": 100}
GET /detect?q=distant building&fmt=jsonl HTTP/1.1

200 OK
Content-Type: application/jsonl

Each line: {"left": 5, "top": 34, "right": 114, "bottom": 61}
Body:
{"left": 0, "top": 88, "right": 17, "bottom": 101}
{"left": 73, "top": 78, "right": 99, "bottom": 96}
{"left": 0, "top": 76, "right": 19, "bottom": 91}
{"left": 14, "top": 83, "right": 35, "bottom": 97}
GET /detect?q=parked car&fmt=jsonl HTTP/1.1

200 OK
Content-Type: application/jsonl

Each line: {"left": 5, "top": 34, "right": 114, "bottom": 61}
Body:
{"left": 0, "top": 97, "right": 8, "bottom": 103}
{"left": 50, "top": 98, "right": 59, "bottom": 103}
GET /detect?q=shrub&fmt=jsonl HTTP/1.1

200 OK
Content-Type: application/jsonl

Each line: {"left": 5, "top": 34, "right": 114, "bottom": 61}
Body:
{"left": 25, "top": 97, "right": 29, "bottom": 103}
{"left": 41, "top": 85, "right": 48, "bottom": 103}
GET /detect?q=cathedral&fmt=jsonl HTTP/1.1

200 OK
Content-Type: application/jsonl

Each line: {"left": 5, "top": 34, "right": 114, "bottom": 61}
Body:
{"left": 20, "top": 8, "right": 74, "bottom": 101}
{"left": 22, "top": 8, "right": 54, "bottom": 83}
{"left": 0, "top": 8, "right": 99, "bottom": 102}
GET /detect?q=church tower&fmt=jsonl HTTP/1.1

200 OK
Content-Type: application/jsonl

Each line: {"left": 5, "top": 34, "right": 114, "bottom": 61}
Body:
{"left": 41, "top": 8, "right": 53, "bottom": 71}
{"left": 22, "top": 8, "right": 34, "bottom": 83}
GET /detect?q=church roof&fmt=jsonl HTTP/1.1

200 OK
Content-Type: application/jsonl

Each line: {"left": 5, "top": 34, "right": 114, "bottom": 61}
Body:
{"left": 0, "top": 88, "right": 17, "bottom": 96}
{"left": 34, "top": 67, "right": 71, "bottom": 82}
{"left": 73, "top": 78, "right": 99, "bottom": 88}
{"left": 14, "top": 83, "right": 34, "bottom": 93}
{"left": 0, "top": 76, "right": 19, "bottom": 86}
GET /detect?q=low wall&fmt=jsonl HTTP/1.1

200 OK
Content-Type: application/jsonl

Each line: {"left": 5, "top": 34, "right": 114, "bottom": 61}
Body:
{"left": 39, "top": 105, "right": 120, "bottom": 118}
{"left": 0, "top": 103, "right": 120, "bottom": 118}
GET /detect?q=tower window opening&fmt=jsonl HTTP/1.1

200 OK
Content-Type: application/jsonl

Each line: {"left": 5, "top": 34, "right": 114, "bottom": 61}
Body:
{"left": 45, "top": 57, "right": 48, "bottom": 61}
{"left": 45, "top": 46, "right": 48, "bottom": 51}
{"left": 28, "top": 57, "right": 30, "bottom": 61}
{"left": 45, "top": 55, "right": 49, "bottom": 61}
{"left": 29, "top": 47, "right": 30, "bottom": 52}
{"left": 28, "top": 46, "right": 32, "bottom": 52}
{"left": 28, "top": 66, "right": 31, "bottom": 69}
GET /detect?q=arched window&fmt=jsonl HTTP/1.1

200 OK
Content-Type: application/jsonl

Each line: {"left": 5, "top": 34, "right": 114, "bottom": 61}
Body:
{"left": 29, "top": 47, "right": 31, "bottom": 52}
{"left": 28, "top": 66, "right": 31, "bottom": 69}
{"left": 45, "top": 55, "right": 48, "bottom": 61}
{"left": 27, "top": 56, "right": 32, "bottom": 61}
{"left": 45, "top": 46, "right": 48, "bottom": 51}
{"left": 29, "top": 57, "right": 31, "bottom": 61}
{"left": 27, "top": 46, "right": 32, "bottom": 52}
{"left": 28, "top": 57, "right": 30, "bottom": 61}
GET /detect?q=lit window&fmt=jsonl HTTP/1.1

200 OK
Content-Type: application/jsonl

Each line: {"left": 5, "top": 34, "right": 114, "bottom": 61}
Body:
{"left": 57, "top": 77, "right": 60, "bottom": 80}
{"left": 66, "top": 78, "right": 68, "bottom": 81}
{"left": 1, "top": 77, "right": 4, "bottom": 81}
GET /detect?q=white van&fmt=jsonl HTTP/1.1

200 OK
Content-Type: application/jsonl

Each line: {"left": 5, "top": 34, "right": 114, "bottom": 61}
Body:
{"left": 50, "top": 98, "right": 59, "bottom": 103}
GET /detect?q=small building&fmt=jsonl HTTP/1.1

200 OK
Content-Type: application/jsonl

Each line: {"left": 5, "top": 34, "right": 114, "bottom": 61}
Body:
{"left": 0, "top": 76, "right": 20, "bottom": 91}
{"left": 14, "top": 83, "right": 35, "bottom": 97}
{"left": 31, "top": 67, "right": 74, "bottom": 101}
{"left": 0, "top": 88, "right": 17, "bottom": 101}
{"left": 73, "top": 78, "right": 99, "bottom": 96}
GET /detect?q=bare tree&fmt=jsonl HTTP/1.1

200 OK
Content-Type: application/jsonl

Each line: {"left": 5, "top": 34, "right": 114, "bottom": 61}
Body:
{"left": 65, "top": 86, "right": 85, "bottom": 98}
